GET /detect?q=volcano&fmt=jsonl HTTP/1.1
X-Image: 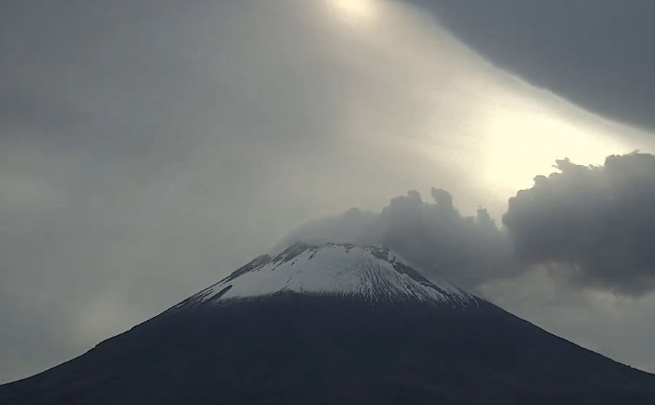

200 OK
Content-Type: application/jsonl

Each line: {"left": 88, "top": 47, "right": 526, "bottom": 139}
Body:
{"left": 2, "top": 243, "right": 655, "bottom": 404}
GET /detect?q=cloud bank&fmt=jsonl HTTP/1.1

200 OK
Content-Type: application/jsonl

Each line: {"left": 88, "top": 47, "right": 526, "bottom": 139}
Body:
{"left": 285, "top": 152, "right": 655, "bottom": 297}
{"left": 503, "top": 152, "right": 655, "bottom": 295}
{"left": 280, "top": 187, "right": 514, "bottom": 291}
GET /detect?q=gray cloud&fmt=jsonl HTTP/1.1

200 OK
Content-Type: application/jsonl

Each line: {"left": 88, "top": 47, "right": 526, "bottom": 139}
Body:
{"left": 2, "top": 0, "right": 655, "bottom": 385}
{"left": 283, "top": 151, "right": 655, "bottom": 298}
{"left": 280, "top": 188, "right": 515, "bottom": 290}
{"left": 405, "top": 0, "right": 655, "bottom": 132}
{"left": 503, "top": 152, "right": 655, "bottom": 295}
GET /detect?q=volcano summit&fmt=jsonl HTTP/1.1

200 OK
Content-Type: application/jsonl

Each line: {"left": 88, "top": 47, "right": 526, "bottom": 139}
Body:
{"left": 2, "top": 243, "right": 655, "bottom": 404}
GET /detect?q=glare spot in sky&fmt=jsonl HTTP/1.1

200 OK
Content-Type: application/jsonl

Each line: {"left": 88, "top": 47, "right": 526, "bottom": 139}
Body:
{"left": 327, "top": 0, "right": 378, "bottom": 26}
{"left": 318, "top": 0, "right": 655, "bottom": 208}
{"left": 481, "top": 105, "right": 634, "bottom": 193}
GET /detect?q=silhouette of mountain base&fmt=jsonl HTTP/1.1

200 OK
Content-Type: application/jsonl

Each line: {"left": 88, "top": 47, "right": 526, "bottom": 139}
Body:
{"left": 2, "top": 293, "right": 655, "bottom": 404}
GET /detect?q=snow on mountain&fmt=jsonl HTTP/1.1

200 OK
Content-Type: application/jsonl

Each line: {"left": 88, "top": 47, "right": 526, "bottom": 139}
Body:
{"left": 184, "top": 243, "right": 477, "bottom": 307}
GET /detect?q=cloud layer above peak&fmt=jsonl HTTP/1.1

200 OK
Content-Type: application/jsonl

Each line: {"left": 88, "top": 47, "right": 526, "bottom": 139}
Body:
{"left": 503, "top": 152, "right": 655, "bottom": 295}
{"left": 280, "top": 187, "right": 515, "bottom": 290}
{"left": 284, "top": 152, "right": 655, "bottom": 297}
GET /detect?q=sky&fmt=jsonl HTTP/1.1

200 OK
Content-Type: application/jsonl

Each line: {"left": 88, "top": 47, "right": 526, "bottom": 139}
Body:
{"left": 2, "top": 0, "right": 655, "bottom": 383}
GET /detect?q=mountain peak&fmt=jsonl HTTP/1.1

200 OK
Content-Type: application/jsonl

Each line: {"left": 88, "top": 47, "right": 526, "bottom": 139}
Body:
{"left": 178, "top": 242, "right": 477, "bottom": 308}
{"left": 5, "top": 243, "right": 655, "bottom": 404}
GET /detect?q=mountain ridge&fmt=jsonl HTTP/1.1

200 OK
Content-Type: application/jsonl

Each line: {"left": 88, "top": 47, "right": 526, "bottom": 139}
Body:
{"left": 171, "top": 242, "right": 478, "bottom": 309}
{"left": 2, "top": 242, "right": 655, "bottom": 404}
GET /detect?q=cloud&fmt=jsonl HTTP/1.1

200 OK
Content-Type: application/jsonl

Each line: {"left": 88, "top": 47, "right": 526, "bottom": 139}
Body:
{"left": 404, "top": 0, "right": 655, "bottom": 132}
{"left": 280, "top": 188, "right": 515, "bottom": 290}
{"left": 282, "top": 152, "right": 655, "bottom": 298}
{"left": 503, "top": 152, "right": 655, "bottom": 295}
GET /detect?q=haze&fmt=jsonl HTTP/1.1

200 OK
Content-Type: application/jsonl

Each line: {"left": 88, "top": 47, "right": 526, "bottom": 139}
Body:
{"left": 2, "top": 0, "right": 655, "bottom": 383}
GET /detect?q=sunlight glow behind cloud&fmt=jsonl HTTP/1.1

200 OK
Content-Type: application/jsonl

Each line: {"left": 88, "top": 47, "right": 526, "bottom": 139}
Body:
{"left": 328, "top": 0, "right": 379, "bottom": 26}
{"left": 482, "top": 103, "right": 635, "bottom": 193}
{"left": 315, "top": 0, "right": 655, "bottom": 217}
{"left": 340, "top": 1, "right": 655, "bottom": 208}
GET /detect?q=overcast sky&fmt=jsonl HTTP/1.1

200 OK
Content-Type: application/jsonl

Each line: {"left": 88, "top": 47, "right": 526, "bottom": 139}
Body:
{"left": 2, "top": 0, "right": 655, "bottom": 383}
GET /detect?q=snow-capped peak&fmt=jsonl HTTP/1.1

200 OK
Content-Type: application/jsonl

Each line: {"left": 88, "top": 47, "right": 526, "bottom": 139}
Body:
{"left": 184, "top": 243, "right": 478, "bottom": 307}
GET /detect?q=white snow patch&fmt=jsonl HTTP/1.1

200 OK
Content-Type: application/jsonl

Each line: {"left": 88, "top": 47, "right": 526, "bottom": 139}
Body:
{"left": 197, "top": 244, "right": 476, "bottom": 307}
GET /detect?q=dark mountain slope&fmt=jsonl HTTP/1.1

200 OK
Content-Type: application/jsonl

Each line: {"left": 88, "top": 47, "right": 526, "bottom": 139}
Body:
{"left": 2, "top": 244, "right": 654, "bottom": 404}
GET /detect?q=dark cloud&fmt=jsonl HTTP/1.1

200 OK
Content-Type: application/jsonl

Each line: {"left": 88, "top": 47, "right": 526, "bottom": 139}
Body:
{"left": 405, "top": 0, "right": 655, "bottom": 132}
{"left": 503, "top": 152, "right": 655, "bottom": 295}
{"left": 284, "top": 152, "right": 655, "bottom": 298}
{"left": 280, "top": 188, "right": 515, "bottom": 290}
